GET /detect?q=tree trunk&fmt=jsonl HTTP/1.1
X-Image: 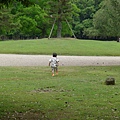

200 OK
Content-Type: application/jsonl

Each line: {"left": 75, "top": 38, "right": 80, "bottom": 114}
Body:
{"left": 57, "top": 18, "right": 62, "bottom": 38}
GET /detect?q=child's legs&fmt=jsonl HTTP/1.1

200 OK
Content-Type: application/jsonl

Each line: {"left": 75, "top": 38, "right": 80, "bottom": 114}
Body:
{"left": 52, "top": 67, "right": 55, "bottom": 74}
{"left": 52, "top": 67, "right": 58, "bottom": 73}
{"left": 56, "top": 67, "right": 58, "bottom": 73}
{"left": 54, "top": 67, "right": 58, "bottom": 74}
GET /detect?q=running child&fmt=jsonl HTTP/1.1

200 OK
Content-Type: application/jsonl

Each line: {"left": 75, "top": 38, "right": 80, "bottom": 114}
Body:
{"left": 49, "top": 53, "right": 59, "bottom": 76}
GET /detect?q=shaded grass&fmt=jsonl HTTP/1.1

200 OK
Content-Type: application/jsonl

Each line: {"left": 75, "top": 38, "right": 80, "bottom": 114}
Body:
{"left": 0, "top": 38, "right": 120, "bottom": 56}
{"left": 0, "top": 66, "right": 120, "bottom": 120}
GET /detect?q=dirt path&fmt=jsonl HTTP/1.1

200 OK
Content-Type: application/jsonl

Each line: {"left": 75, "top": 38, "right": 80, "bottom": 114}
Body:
{"left": 0, "top": 54, "right": 120, "bottom": 66}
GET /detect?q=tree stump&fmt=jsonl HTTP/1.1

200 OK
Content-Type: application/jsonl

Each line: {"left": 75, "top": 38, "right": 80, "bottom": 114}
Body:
{"left": 105, "top": 77, "right": 115, "bottom": 85}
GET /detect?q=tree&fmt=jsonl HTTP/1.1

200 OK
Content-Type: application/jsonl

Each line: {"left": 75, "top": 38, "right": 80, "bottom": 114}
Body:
{"left": 0, "top": 1, "right": 50, "bottom": 40}
{"left": 48, "top": 0, "right": 74, "bottom": 38}
{"left": 92, "top": 0, "right": 120, "bottom": 38}
{"left": 73, "top": 0, "right": 102, "bottom": 39}
{"left": 0, "top": 7, "right": 20, "bottom": 40}
{"left": 17, "top": 4, "right": 49, "bottom": 38}
{"left": 0, "top": 0, "right": 32, "bottom": 8}
{"left": 18, "top": 16, "right": 37, "bottom": 38}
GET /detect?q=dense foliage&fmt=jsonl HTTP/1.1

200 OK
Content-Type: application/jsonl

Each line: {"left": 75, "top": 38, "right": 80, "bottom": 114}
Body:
{"left": 0, "top": 0, "right": 119, "bottom": 40}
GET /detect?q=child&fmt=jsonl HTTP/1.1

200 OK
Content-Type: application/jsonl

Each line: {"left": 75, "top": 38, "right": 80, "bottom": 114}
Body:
{"left": 49, "top": 53, "right": 59, "bottom": 76}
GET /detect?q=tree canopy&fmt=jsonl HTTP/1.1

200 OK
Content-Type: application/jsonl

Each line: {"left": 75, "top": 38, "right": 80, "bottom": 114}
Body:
{"left": 0, "top": 0, "right": 120, "bottom": 40}
{"left": 47, "top": 0, "right": 78, "bottom": 38}
{"left": 93, "top": 0, "right": 120, "bottom": 37}
{"left": 0, "top": 0, "right": 32, "bottom": 7}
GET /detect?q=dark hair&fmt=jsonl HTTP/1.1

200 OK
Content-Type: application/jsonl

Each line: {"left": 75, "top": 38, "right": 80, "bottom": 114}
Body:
{"left": 53, "top": 53, "right": 57, "bottom": 57}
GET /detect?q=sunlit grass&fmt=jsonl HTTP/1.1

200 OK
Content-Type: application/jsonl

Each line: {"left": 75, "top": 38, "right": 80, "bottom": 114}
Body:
{"left": 0, "top": 38, "right": 120, "bottom": 56}
{"left": 0, "top": 66, "right": 120, "bottom": 119}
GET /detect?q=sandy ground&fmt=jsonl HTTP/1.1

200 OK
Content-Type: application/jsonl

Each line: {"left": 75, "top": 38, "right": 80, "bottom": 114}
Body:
{"left": 0, "top": 54, "right": 120, "bottom": 66}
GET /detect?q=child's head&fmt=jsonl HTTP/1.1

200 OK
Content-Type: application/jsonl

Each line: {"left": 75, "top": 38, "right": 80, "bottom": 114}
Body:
{"left": 53, "top": 53, "right": 57, "bottom": 57}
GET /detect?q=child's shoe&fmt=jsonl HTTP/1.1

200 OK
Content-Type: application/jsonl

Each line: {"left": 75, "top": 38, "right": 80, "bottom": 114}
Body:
{"left": 52, "top": 74, "right": 54, "bottom": 76}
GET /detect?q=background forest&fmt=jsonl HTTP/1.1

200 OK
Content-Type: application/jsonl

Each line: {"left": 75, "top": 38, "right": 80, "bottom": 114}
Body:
{"left": 0, "top": 0, "right": 120, "bottom": 40}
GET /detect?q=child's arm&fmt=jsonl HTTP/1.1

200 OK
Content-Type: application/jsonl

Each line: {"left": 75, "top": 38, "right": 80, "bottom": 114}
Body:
{"left": 56, "top": 61, "right": 59, "bottom": 66}
{"left": 49, "top": 62, "right": 50, "bottom": 66}
{"left": 49, "top": 59, "right": 51, "bottom": 66}
{"left": 57, "top": 59, "right": 59, "bottom": 66}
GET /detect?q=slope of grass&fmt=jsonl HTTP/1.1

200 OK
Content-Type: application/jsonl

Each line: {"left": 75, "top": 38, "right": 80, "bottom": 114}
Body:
{"left": 0, "top": 66, "right": 120, "bottom": 120}
{"left": 0, "top": 38, "right": 120, "bottom": 56}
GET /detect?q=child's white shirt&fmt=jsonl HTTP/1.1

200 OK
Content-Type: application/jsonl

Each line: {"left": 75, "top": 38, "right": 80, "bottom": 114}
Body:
{"left": 49, "top": 57, "right": 59, "bottom": 67}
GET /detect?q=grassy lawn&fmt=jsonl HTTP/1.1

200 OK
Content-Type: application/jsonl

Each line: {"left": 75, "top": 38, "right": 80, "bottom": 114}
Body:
{"left": 0, "top": 66, "right": 120, "bottom": 120}
{"left": 0, "top": 38, "right": 120, "bottom": 119}
{"left": 0, "top": 38, "right": 120, "bottom": 56}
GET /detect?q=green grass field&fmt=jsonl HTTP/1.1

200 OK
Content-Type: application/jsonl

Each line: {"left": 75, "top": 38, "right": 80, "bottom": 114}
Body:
{"left": 0, "top": 38, "right": 120, "bottom": 56}
{"left": 0, "top": 66, "right": 120, "bottom": 120}
{"left": 0, "top": 38, "right": 120, "bottom": 119}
